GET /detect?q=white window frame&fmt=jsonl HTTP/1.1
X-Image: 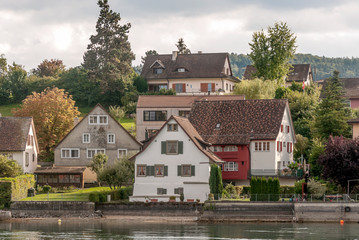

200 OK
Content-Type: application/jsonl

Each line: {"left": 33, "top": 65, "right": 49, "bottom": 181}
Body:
{"left": 87, "top": 148, "right": 106, "bottom": 158}
{"left": 83, "top": 133, "right": 90, "bottom": 143}
{"left": 88, "top": 115, "right": 108, "bottom": 125}
{"left": 167, "top": 124, "right": 178, "bottom": 132}
{"left": 223, "top": 162, "right": 238, "bottom": 171}
{"left": 118, "top": 148, "right": 128, "bottom": 158}
{"left": 224, "top": 145, "right": 238, "bottom": 152}
{"left": 255, "top": 141, "right": 271, "bottom": 152}
{"left": 178, "top": 68, "right": 185, "bottom": 72}
{"left": 61, "top": 148, "right": 80, "bottom": 158}
{"left": 107, "top": 133, "right": 115, "bottom": 144}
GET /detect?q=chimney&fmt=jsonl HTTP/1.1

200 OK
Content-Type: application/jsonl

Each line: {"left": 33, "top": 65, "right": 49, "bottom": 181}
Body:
{"left": 198, "top": 51, "right": 202, "bottom": 54}
{"left": 172, "top": 51, "right": 178, "bottom": 61}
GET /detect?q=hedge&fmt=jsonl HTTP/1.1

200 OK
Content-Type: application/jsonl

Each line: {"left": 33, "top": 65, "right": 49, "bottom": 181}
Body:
{"left": 0, "top": 174, "right": 35, "bottom": 208}
{"left": 89, "top": 186, "right": 133, "bottom": 202}
{"left": 249, "top": 176, "right": 280, "bottom": 201}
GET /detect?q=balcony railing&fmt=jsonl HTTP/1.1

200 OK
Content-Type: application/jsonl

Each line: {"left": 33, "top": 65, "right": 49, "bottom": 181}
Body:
{"left": 250, "top": 169, "right": 304, "bottom": 178}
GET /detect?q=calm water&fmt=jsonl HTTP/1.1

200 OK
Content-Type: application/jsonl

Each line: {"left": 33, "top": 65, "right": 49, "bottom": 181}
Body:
{"left": 0, "top": 219, "right": 359, "bottom": 239}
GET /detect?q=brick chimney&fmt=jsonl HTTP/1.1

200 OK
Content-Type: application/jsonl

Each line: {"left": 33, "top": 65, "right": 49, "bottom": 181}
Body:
{"left": 172, "top": 51, "right": 178, "bottom": 61}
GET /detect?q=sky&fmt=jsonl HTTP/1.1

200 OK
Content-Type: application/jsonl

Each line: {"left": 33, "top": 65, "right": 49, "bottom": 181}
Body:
{"left": 1, "top": 0, "right": 359, "bottom": 71}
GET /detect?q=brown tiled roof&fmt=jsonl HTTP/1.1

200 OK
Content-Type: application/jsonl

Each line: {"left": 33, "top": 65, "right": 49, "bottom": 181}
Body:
{"left": 35, "top": 166, "right": 86, "bottom": 174}
{"left": 141, "top": 52, "right": 240, "bottom": 82}
{"left": 0, "top": 117, "right": 32, "bottom": 151}
{"left": 188, "top": 99, "right": 288, "bottom": 144}
{"left": 243, "top": 64, "right": 312, "bottom": 82}
{"left": 319, "top": 78, "right": 359, "bottom": 98}
{"left": 137, "top": 95, "right": 245, "bottom": 108}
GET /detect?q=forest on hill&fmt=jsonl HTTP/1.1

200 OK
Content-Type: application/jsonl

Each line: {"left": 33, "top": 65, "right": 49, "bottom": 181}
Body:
{"left": 230, "top": 53, "right": 359, "bottom": 80}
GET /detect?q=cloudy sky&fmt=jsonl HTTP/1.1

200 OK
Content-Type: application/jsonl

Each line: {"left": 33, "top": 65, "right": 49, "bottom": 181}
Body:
{"left": 1, "top": 0, "right": 359, "bottom": 71}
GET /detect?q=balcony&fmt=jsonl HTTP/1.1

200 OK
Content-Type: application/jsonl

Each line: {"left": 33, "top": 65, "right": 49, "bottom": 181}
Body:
{"left": 250, "top": 168, "right": 304, "bottom": 178}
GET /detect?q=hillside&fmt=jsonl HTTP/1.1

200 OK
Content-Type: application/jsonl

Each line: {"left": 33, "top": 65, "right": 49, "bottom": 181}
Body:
{"left": 230, "top": 53, "right": 359, "bottom": 80}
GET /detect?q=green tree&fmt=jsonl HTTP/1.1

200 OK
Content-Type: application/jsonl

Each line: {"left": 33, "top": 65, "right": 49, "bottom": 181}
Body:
{"left": 294, "top": 134, "right": 309, "bottom": 162}
{"left": 141, "top": 50, "right": 158, "bottom": 65}
{"left": 82, "top": 0, "right": 135, "bottom": 93}
{"left": 88, "top": 153, "right": 108, "bottom": 184}
{"left": 0, "top": 155, "right": 22, "bottom": 178}
{"left": 108, "top": 105, "right": 126, "bottom": 122}
{"left": 133, "top": 75, "right": 148, "bottom": 93}
{"left": 98, "top": 157, "right": 134, "bottom": 189}
{"left": 176, "top": 38, "right": 191, "bottom": 54}
{"left": 249, "top": 22, "right": 297, "bottom": 84}
{"left": 312, "top": 71, "right": 353, "bottom": 139}
{"left": 209, "top": 164, "right": 223, "bottom": 200}
{"left": 2, "top": 63, "right": 28, "bottom": 102}
{"left": 308, "top": 138, "right": 325, "bottom": 178}
{"left": 33, "top": 59, "right": 65, "bottom": 77}
{"left": 233, "top": 79, "right": 277, "bottom": 99}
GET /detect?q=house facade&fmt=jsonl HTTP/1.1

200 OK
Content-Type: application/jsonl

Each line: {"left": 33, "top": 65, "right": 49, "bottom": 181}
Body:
{"left": 136, "top": 95, "right": 245, "bottom": 142}
{"left": 0, "top": 116, "right": 39, "bottom": 173}
{"left": 243, "top": 64, "right": 313, "bottom": 87}
{"left": 141, "top": 52, "right": 240, "bottom": 95}
{"left": 189, "top": 99, "right": 296, "bottom": 186}
{"left": 130, "top": 116, "right": 223, "bottom": 202}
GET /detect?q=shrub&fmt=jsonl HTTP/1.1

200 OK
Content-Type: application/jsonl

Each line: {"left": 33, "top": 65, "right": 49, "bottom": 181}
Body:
{"left": 280, "top": 186, "right": 295, "bottom": 195}
{"left": 180, "top": 193, "right": 184, "bottom": 202}
{"left": 98, "top": 192, "right": 107, "bottom": 202}
{"left": 0, "top": 175, "right": 35, "bottom": 208}
{"left": 295, "top": 179, "right": 305, "bottom": 194}
{"left": 308, "top": 178, "right": 326, "bottom": 198}
{"left": 89, "top": 193, "right": 100, "bottom": 202}
{"left": 242, "top": 186, "right": 250, "bottom": 195}
{"left": 42, "top": 185, "right": 52, "bottom": 193}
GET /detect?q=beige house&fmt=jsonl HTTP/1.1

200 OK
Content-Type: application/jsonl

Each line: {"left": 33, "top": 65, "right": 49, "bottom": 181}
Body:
{"left": 0, "top": 116, "right": 39, "bottom": 173}
{"left": 141, "top": 52, "right": 240, "bottom": 94}
{"left": 348, "top": 118, "right": 359, "bottom": 139}
{"left": 37, "top": 104, "right": 142, "bottom": 186}
{"left": 136, "top": 95, "right": 245, "bottom": 142}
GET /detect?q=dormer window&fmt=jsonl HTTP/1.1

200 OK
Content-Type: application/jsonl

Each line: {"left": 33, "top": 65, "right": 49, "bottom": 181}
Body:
{"left": 153, "top": 68, "right": 163, "bottom": 74}
{"left": 177, "top": 68, "right": 185, "bottom": 72}
{"left": 215, "top": 123, "right": 221, "bottom": 130}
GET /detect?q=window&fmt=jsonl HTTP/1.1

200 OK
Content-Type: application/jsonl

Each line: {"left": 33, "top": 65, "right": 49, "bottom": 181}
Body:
{"left": 224, "top": 146, "right": 238, "bottom": 152}
{"left": 178, "top": 165, "right": 195, "bottom": 177}
{"left": 155, "top": 165, "right": 164, "bottom": 177}
{"left": 59, "top": 175, "right": 70, "bottom": 183}
{"left": 25, "top": 153, "right": 29, "bottom": 167}
{"left": 174, "top": 187, "right": 184, "bottom": 195}
{"left": 27, "top": 135, "right": 33, "bottom": 146}
{"left": 0, "top": 153, "right": 13, "bottom": 159}
{"left": 277, "top": 141, "right": 283, "bottom": 152}
{"left": 89, "top": 115, "right": 108, "bottom": 125}
{"left": 87, "top": 149, "right": 105, "bottom": 158}
{"left": 280, "top": 124, "right": 283, "bottom": 132}
{"left": 108, "top": 133, "right": 115, "bottom": 144}
{"left": 226, "top": 83, "right": 228, "bottom": 90}
{"left": 161, "top": 141, "right": 183, "bottom": 155}
{"left": 287, "top": 142, "right": 292, "bottom": 153}
{"left": 143, "top": 111, "right": 167, "bottom": 121}
{"left": 223, "top": 162, "right": 238, "bottom": 171}
{"left": 167, "top": 124, "right": 178, "bottom": 132}
{"left": 153, "top": 68, "right": 163, "bottom": 74}
{"left": 32, "top": 154, "right": 35, "bottom": 162}
{"left": 255, "top": 142, "right": 270, "bottom": 151}
{"left": 177, "top": 68, "right": 185, "bottom": 72}
{"left": 287, "top": 125, "right": 290, "bottom": 133}
{"left": 118, "top": 149, "right": 127, "bottom": 158}
{"left": 175, "top": 84, "right": 184, "bottom": 93}
{"left": 83, "top": 133, "right": 90, "bottom": 143}
{"left": 137, "top": 165, "right": 146, "bottom": 176}
{"left": 210, "top": 146, "right": 222, "bottom": 152}
{"left": 208, "top": 83, "right": 212, "bottom": 92}
{"left": 157, "top": 188, "right": 167, "bottom": 195}
{"left": 215, "top": 123, "right": 221, "bottom": 130}
{"left": 179, "top": 110, "right": 190, "bottom": 118}
{"left": 61, "top": 148, "right": 80, "bottom": 158}
{"left": 283, "top": 142, "right": 286, "bottom": 148}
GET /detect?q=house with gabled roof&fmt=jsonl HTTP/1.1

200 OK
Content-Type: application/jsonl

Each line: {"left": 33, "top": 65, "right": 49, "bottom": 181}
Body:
{"left": 243, "top": 64, "right": 313, "bottom": 87}
{"left": 0, "top": 116, "right": 39, "bottom": 173}
{"left": 130, "top": 115, "right": 223, "bottom": 202}
{"left": 136, "top": 95, "right": 245, "bottom": 142}
{"left": 141, "top": 51, "right": 240, "bottom": 94}
{"left": 35, "top": 104, "right": 142, "bottom": 187}
{"left": 189, "top": 99, "right": 297, "bottom": 185}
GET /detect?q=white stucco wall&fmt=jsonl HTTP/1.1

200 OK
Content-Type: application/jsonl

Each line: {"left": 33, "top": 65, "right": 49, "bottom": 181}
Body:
{"left": 131, "top": 118, "right": 211, "bottom": 202}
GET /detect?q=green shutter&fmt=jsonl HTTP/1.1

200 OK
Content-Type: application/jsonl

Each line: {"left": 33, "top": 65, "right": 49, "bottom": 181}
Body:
{"left": 146, "top": 166, "right": 151, "bottom": 176}
{"left": 177, "top": 165, "right": 182, "bottom": 176}
{"left": 191, "top": 165, "right": 195, "bottom": 176}
{"left": 150, "top": 166, "right": 155, "bottom": 176}
{"left": 178, "top": 141, "right": 183, "bottom": 154}
{"left": 164, "top": 166, "right": 168, "bottom": 176}
{"left": 161, "top": 141, "right": 167, "bottom": 154}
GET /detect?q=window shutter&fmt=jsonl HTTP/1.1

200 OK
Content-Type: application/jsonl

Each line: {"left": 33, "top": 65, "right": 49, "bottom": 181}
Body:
{"left": 280, "top": 142, "right": 282, "bottom": 152}
{"left": 281, "top": 125, "right": 283, "bottom": 132}
{"left": 287, "top": 142, "right": 289, "bottom": 152}
{"left": 146, "top": 166, "right": 151, "bottom": 176}
{"left": 211, "top": 83, "right": 215, "bottom": 92}
{"left": 177, "top": 165, "right": 182, "bottom": 176}
{"left": 178, "top": 141, "right": 183, "bottom": 154}
{"left": 161, "top": 141, "right": 166, "bottom": 154}
{"left": 200, "top": 83, "right": 208, "bottom": 92}
{"left": 277, "top": 141, "right": 279, "bottom": 151}
{"left": 151, "top": 166, "right": 155, "bottom": 176}
{"left": 164, "top": 166, "right": 168, "bottom": 176}
{"left": 191, "top": 165, "right": 195, "bottom": 176}
{"left": 172, "top": 84, "right": 176, "bottom": 90}
{"left": 287, "top": 126, "right": 290, "bottom": 133}
{"left": 182, "top": 84, "right": 186, "bottom": 93}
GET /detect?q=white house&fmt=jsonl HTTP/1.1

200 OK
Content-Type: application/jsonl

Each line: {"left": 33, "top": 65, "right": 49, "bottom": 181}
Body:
{"left": 130, "top": 115, "right": 223, "bottom": 202}
{"left": 0, "top": 116, "right": 39, "bottom": 173}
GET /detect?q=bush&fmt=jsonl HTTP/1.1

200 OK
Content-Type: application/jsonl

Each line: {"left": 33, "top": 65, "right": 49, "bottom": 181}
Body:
{"left": 89, "top": 193, "right": 100, "bottom": 202}
{"left": 242, "top": 186, "right": 250, "bottom": 195}
{"left": 295, "top": 180, "right": 305, "bottom": 194}
{"left": 308, "top": 178, "right": 326, "bottom": 198}
{"left": 0, "top": 175, "right": 35, "bottom": 208}
{"left": 280, "top": 186, "right": 295, "bottom": 195}
{"left": 98, "top": 192, "right": 107, "bottom": 202}
{"left": 42, "top": 185, "right": 52, "bottom": 193}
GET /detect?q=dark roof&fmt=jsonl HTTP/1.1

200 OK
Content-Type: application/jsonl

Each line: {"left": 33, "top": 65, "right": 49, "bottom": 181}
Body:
{"left": 188, "top": 99, "right": 289, "bottom": 145}
{"left": 319, "top": 78, "right": 359, "bottom": 98}
{"left": 141, "top": 52, "right": 240, "bottom": 82}
{"left": 348, "top": 117, "right": 359, "bottom": 124}
{"left": 137, "top": 95, "right": 245, "bottom": 108}
{"left": 0, "top": 117, "right": 33, "bottom": 151}
{"left": 35, "top": 166, "right": 87, "bottom": 174}
{"left": 243, "top": 64, "right": 312, "bottom": 82}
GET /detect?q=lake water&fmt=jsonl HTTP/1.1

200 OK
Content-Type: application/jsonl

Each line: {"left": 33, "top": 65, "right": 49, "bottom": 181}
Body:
{"left": 0, "top": 219, "right": 359, "bottom": 239}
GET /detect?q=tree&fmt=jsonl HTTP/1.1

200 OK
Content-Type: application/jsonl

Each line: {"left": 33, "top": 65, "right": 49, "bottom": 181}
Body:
{"left": 294, "top": 134, "right": 309, "bottom": 162}
{"left": 34, "top": 59, "right": 65, "bottom": 77}
{"left": 176, "top": 38, "right": 191, "bottom": 54}
{"left": 108, "top": 105, "right": 126, "bottom": 122}
{"left": 233, "top": 79, "right": 277, "bottom": 99}
{"left": 312, "top": 71, "right": 353, "bottom": 139}
{"left": 2, "top": 63, "right": 28, "bottom": 102}
{"left": 98, "top": 157, "right": 134, "bottom": 189}
{"left": 141, "top": 50, "right": 158, "bottom": 65}
{"left": 319, "top": 136, "right": 359, "bottom": 190}
{"left": 89, "top": 153, "right": 108, "bottom": 184}
{"left": 82, "top": 0, "right": 135, "bottom": 93}
{"left": 0, "top": 155, "right": 22, "bottom": 178}
{"left": 12, "top": 87, "right": 80, "bottom": 161}
{"left": 0, "top": 54, "right": 7, "bottom": 76}
{"left": 308, "top": 138, "right": 325, "bottom": 178}
{"left": 249, "top": 22, "right": 297, "bottom": 84}
{"left": 133, "top": 75, "right": 148, "bottom": 93}
{"left": 209, "top": 164, "right": 223, "bottom": 200}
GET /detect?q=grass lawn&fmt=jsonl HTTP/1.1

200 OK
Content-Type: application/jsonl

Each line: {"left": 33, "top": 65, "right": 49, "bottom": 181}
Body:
{"left": 120, "top": 117, "right": 135, "bottom": 130}
{"left": 21, "top": 187, "right": 112, "bottom": 201}
{"left": 0, "top": 103, "right": 21, "bottom": 116}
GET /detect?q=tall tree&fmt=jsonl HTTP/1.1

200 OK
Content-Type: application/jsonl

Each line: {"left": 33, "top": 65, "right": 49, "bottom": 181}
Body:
{"left": 312, "top": 71, "right": 353, "bottom": 139}
{"left": 3, "top": 63, "right": 28, "bottom": 102}
{"left": 82, "top": 0, "right": 135, "bottom": 93}
{"left": 249, "top": 22, "right": 297, "bottom": 84}
{"left": 34, "top": 59, "right": 65, "bottom": 77}
{"left": 12, "top": 87, "right": 80, "bottom": 161}
{"left": 233, "top": 79, "right": 277, "bottom": 99}
{"left": 176, "top": 38, "right": 191, "bottom": 54}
